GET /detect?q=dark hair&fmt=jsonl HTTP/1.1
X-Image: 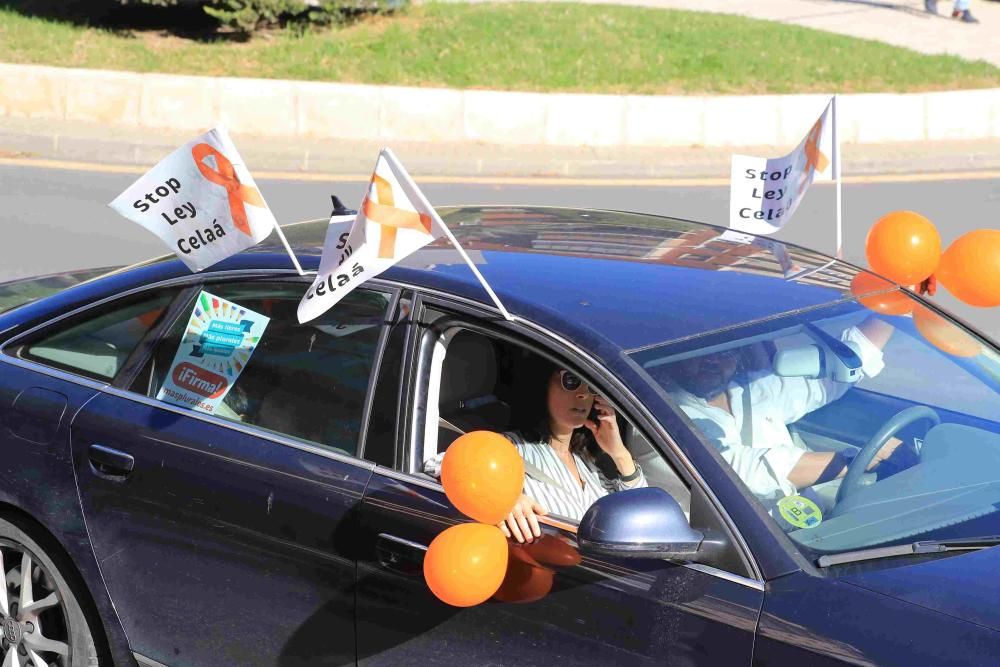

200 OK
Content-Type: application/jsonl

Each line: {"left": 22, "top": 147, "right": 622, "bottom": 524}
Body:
{"left": 509, "top": 355, "right": 596, "bottom": 456}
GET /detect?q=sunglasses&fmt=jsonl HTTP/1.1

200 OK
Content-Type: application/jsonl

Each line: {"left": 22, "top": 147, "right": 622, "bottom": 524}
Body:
{"left": 559, "top": 370, "right": 595, "bottom": 394}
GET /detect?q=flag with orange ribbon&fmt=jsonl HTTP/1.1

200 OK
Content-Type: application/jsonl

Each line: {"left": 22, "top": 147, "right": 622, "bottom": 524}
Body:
{"left": 298, "top": 148, "right": 446, "bottom": 323}
{"left": 109, "top": 126, "right": 276, "bottom": 272}
{"left": 729, "top": 98, "right": 835, "bottom": 235}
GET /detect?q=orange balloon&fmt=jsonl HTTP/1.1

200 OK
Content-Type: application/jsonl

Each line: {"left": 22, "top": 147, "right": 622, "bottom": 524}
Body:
{"left": 913, "top": 306, "right": 981, "bottom": 358}
{"left": 523, "top": 535, "right": 583, "bottom": 567}
{"left": 493, "top": 550, "right": 555, "bottom": 604}
{"left": 850, "top": 272, "right": 914, "bottom": 316}
{"left": 441, "top": 431, "right": 525, "bottom": 524}
{"left": 866, "top": 211, "right": 941, "bottom": 285}
{"left": 509, "top": 544, "right": 542, "bottom": 567}
{"left": 937, "top": 229, "right": 1000, "bottom": 308}
{"left": 424, "top": 523, "right": 509, "bottom": 607}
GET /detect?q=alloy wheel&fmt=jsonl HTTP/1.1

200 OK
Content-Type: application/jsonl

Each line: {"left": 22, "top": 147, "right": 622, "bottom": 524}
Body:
{"left": 0, "top": 540, "right": 70, "bottom": 667}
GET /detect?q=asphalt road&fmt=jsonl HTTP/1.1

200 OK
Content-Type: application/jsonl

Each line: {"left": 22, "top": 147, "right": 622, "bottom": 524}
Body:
{"left": 2, "top": 163, "right": 998, "bottom": 337}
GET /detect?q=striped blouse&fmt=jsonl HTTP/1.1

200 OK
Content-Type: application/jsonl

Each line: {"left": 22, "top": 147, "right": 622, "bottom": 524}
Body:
{"left": 506, "top": 432, "right": 647, "bottom": 522}
{"left": 424, "top": 432, "right": 647, "bottom": 523}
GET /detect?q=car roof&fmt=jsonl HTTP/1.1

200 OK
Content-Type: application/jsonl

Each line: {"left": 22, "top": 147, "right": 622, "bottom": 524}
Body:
{"left": 3, "top": 206, "right": 881, "bottom": 353}
{"left": 408, "top": 207, "right": 866, "bottom": 350}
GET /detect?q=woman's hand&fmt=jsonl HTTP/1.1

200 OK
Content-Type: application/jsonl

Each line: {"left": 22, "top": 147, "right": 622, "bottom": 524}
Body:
{"left": 585, "top": 396, "right": 628, "bottom": 458}
{"left": 585, "top": 396, "right": 637, "bottom": 478}
{"left": 499, "top": 494, "right": 547, "bottom": 544}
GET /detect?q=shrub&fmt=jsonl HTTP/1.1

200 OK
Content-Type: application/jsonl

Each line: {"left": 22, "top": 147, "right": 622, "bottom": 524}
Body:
{"left": 203, "top": 0, "right": 305, "bottom": 32}
{"left": 120, "top": 0, "right": 399, "bottom": 34}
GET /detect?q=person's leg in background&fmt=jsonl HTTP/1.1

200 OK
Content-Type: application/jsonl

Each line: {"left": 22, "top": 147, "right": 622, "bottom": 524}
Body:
{"left": 953, "top": 0, "right": 979, "bottom": 23}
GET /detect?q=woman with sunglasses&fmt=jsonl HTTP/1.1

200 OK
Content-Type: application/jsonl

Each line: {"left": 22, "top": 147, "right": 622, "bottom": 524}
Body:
{"left": 498, "top": 360, "right": 646, "bottom": 544}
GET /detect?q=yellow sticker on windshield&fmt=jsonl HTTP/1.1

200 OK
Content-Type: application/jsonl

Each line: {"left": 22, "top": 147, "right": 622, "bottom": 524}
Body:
{"left": 777, "top": 495, "right": 823, "bottom": 529}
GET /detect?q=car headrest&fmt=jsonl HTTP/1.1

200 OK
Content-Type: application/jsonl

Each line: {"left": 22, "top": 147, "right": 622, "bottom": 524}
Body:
{"left": 256, "top": 385, "right": 327, "bottom": 444}
{"left": 439, "top": 331, "right": 498, "bottom": 410}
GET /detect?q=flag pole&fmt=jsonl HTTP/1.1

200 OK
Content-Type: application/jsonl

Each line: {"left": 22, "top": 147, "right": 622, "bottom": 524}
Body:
{"left": 381, "top": 148, "right": 514, "bottom": 322}
{"left": 221, "top": 123, "right": 304, "bottom": 274}
{"left": 832, "top": 95, "right": 843, "bottom": 259}
{"left": 272, "top": 223, "right": 306, "bottom": 275}
{"left": 439, "top": 227, "right": 515, "bottom": 322}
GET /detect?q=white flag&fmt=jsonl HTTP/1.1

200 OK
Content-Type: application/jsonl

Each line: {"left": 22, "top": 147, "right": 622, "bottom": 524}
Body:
{"left": 109, "top": 126, "right": 276, "bottom": 272}
{"left": 729, "top": 99, "right": 835, "bottom": 235}
{"left": 298, "top": 149, "right": 445, "bottom": 323}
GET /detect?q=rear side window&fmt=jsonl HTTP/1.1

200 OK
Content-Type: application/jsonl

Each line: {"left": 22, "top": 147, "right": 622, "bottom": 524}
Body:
{"left": 131, "top": 282, "right": 392, "bottom": 457}
{"left": 0, "top": 268, "right": 112, "bottom": 315}
{"left": 13, "top": 290, "right": 179, "bottom": 382}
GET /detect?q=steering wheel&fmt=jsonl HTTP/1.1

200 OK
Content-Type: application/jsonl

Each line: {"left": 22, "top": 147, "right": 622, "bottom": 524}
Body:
{"left": 835, "top": 406, "right": 941, "bottom": 504}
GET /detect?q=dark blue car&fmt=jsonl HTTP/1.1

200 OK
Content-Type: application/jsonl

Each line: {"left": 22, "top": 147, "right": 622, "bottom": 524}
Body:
{"left": 0, "top": 207, "right": 998, "bottom": 666}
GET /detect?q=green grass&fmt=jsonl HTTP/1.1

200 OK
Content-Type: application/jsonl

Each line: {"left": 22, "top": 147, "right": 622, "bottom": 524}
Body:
{"left": 1, "top": 3, "right": 998, "bottom": 93}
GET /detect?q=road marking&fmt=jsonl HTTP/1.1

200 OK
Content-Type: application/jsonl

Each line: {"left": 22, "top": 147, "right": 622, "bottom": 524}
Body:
{"left": 1, "top": 156, "right": 998, "bottom": 187}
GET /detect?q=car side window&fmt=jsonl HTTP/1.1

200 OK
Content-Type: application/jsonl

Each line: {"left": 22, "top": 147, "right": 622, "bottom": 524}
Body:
{"left": 12, "top": 289, "right": 180, "bottom": 382}
{"left": 130, "top": 282, "right": 392, "bottom": 457}
{"left": 415, "top": 321, "right": 691, "bottom": 521}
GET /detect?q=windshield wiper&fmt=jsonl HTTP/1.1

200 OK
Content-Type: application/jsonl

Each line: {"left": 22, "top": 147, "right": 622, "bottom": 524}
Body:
{"left": 816, "top": 536, "right": 1000, "bottom": 567}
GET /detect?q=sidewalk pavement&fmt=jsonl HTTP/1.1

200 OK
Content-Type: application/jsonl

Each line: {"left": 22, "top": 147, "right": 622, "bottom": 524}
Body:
{"left": 445, "top": 0, "right": 1000, "bottom": 67}
{"left": 4, "top": 62, "right": 998, "bottom": 151}
{"left": 3, "top": 116, "right": 999, "bottom": 179}
{"left": 3, "top": 2, "right": 999, "bottom": 172}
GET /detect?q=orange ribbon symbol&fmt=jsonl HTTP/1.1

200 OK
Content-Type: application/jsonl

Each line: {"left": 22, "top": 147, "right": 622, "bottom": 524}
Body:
{"left": 797, "top": 118, "right": 830, "bottom": 195}
{"left": 803, "top": 119, "right": 830, "bottom": 176}
{"left": 362, "top": 173, "right": 433, "bottom": 259}
{"left": 192, "top": 143, "right": 266, "bottom": 237}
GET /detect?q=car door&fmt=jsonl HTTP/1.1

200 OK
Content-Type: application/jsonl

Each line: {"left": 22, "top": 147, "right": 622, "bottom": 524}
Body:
{"left": 0, "top": 285, "right": 188, "bottom": 664}
{"left": 69, "top": 278, "right": 396, "bottom": 666}
{"left": 354, "top": 301, "right": 763, "bottom": 665}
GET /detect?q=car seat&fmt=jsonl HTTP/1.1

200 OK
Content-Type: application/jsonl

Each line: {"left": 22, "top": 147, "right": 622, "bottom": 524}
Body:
{"left": 436, "top": 330, "right": 511, "bottom": 451}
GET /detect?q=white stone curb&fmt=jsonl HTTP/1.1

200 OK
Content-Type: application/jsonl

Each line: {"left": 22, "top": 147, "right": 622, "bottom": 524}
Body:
{"left": 2, "top": 63, "right": 999, "bottom": 147}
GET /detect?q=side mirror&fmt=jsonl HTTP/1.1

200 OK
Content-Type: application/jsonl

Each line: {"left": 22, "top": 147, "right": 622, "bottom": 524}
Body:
{"left": 578, "top": 488, "right": 703, "bottom": 560}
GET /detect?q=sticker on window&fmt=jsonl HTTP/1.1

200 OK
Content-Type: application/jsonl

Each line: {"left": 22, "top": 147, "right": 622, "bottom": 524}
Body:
{"left": 777, "top": 495, "right": 823, "bottom": 529}
{"left": 157, "top": 291, "right": 269, "bottom": 415}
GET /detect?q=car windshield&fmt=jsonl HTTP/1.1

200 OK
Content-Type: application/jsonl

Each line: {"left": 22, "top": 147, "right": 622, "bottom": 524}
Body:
{"left": 629, "top": 294, "right": 1000, "bottom": 561}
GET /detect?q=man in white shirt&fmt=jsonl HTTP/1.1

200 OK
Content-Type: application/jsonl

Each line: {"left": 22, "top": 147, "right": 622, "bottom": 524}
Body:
{"left": 663, "top": 318, "right": 901, "bottom": 507}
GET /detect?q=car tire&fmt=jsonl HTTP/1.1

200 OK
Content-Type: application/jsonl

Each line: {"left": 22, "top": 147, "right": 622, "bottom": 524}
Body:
{"left": 0, "top": 516, "right": 99, "bottom": 667}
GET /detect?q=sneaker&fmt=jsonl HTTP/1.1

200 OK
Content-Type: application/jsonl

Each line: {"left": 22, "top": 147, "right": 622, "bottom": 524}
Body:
{"left": 924, "top": 0, "right": 938, "bottom": 13}
{"left": 959, "top": 9, "right": 979, "bottom": 22}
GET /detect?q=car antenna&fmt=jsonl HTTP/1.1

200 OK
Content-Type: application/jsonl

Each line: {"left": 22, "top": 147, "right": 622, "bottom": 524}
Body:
{"left": 331, "top": 196, "right": 357, "bottom": 217}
